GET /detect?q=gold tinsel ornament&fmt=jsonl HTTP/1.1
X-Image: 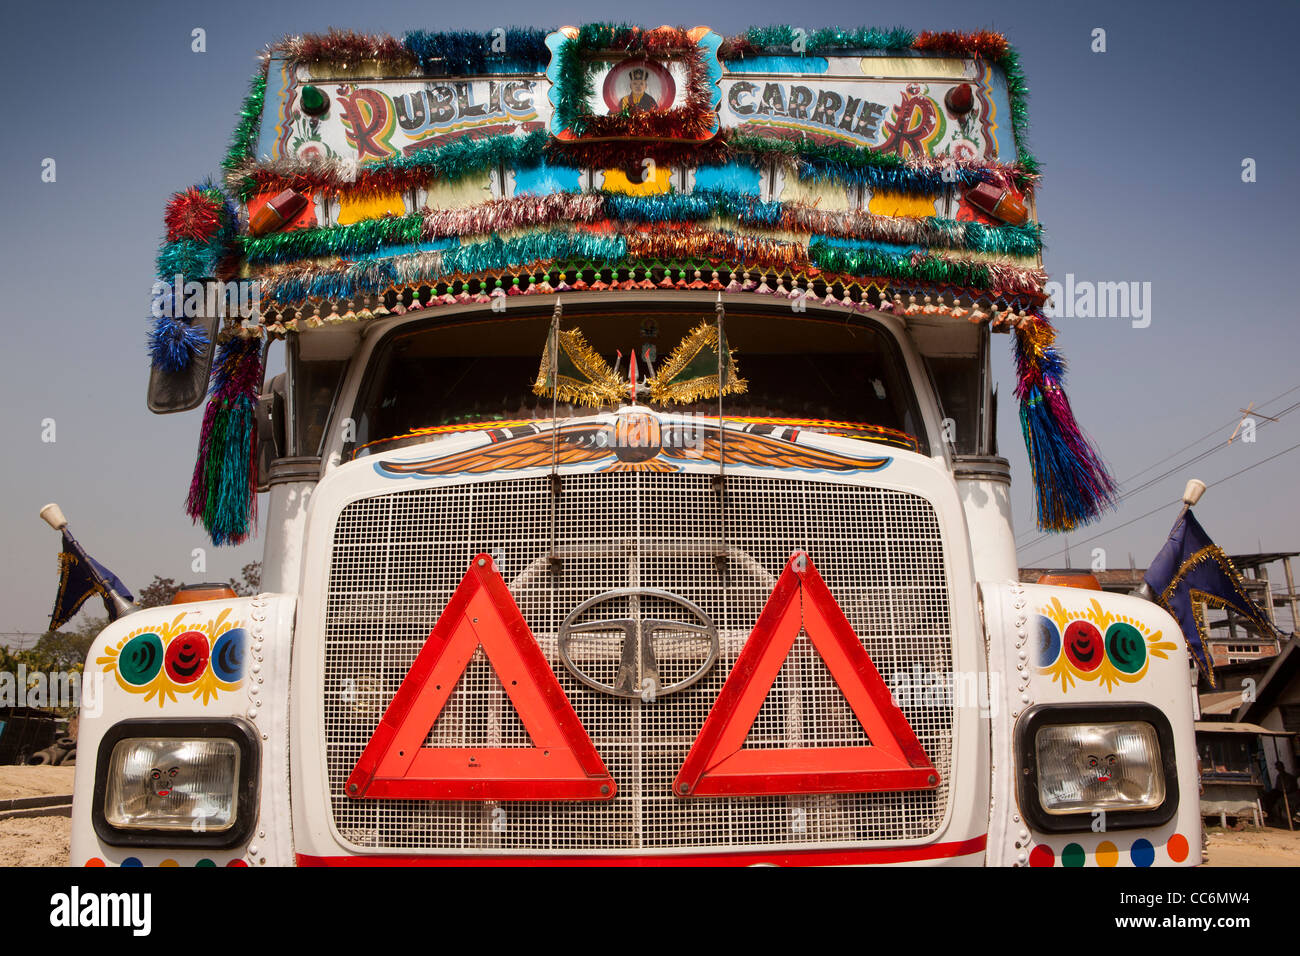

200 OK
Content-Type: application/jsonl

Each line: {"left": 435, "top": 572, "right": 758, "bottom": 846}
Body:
{"left": 648, "top": 321, "right": 748, "bottom": 405}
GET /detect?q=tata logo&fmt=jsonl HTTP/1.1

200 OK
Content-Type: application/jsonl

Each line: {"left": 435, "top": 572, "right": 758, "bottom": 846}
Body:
{"left": 558, "top": 589, "right": 718, "bottom": 701}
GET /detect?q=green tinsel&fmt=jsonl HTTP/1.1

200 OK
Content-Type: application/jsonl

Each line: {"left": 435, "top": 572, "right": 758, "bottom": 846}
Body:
{"left": 240, "top": 189, "right": 1043, "bottom": 267}
{"left": 240, "top": 215, "right": 424, "bottom": 263}
{"left": 157, "top": 240, "right": 220, "bottom": 280}
{"left": 221, "top": 67, "right": 269, "bottom": 200}
{"left": 441, "top": 230, "right": 627, "bottom": 276}
{"left": 809, "top": 241, "right": 993, "bottom": 290}
{"left": 233, "top": 128, "right": 550, "bottom": 200}
{"left": 995, "top": 47, "right": 1035, "bottom": 171}
{"left": 740, "top": 25, "right": 916, "bottom": 53}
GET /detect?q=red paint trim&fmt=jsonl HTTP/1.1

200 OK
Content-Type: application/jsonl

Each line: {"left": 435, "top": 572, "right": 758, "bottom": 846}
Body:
{"left": 346, "top": 554, "right": 615, "bottom": 801}
{"left": 674, "top": 552, "right": 939, "bottom": 798}
{"left": 296, "top": 835, "right": 986, "bottom": 867}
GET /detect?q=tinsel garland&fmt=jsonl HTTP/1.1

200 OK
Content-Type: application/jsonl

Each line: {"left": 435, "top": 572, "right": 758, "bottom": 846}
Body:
{"left": 227, "top": 123, "right": 1032, "bottom": 202}
{"left": 719, "top": 25, "right": 916, "bottom": 58}
{"left": 257, "top": 231, "right": 630, "bottom": 306}
{"left": 809, "top": 241, "right": 1046, "bottom": 297}
{"left": 403, "top": 28, "right": 552, "bottom": 74}
{"left": 164, "top": 185, "right": 234, "bottom": 243}
{"left": 1013, "top": 314, "right": 1117, "bottom": 531}
{"left": 271, "top": 28, "right": 555, "bottom": 76}
{"left": 229, "top": 129, "right": 549, "bottom": 200}
{"left": 186, "top": 337, "right": 263, "bottom": 545}
{"left": 239, "top": 189, "right": 1042, "bottom": 265}
{"left": 221, "top": 66, "right": 269, "bottom": 199}
{"left": 255, "top": 231, "right": 1042, "bottom": 309}
{"left": 544, "top": 137, "right": 729, "bottom": 174}
{"left": 271, "top": 29, "right": 413, "bottom": 69}
{"left": 442, "top": 230, "right": 627, "bottom": 277}
{"left": 912, "top": 30, "right": 1009, "bottom": 59}
{"left": 156, "top": 239, "right": 224, "bottom": 281}
{"left": 148, "top": 316, "right": 211, "bottom": 373}
{"left": 625, "top": 228, "right": 807, "bottom": 269}
{"left": 722, "top": 130, "right": 1036, "bottom": 194}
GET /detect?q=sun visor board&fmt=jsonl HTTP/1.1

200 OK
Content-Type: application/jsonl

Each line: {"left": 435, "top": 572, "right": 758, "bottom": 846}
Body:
{"left": 297, "top": 324, "right": 362, "bottom": 361}
{"left": 906, "top": 317, "right": 981, "bottom": 359}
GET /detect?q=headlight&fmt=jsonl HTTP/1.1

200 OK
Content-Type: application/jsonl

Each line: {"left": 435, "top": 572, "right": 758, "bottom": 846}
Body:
{"left": 1035, "top": 722, "right": 1165, "bottom": 813}
{"left": 1016, "top": 704, "right": 1178, "bottom": 833}
{"left": 92, "top": 719, "right": 259, "bottom": 849}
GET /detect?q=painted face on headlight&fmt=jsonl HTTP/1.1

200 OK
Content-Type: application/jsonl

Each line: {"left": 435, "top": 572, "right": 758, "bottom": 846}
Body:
{"left": 1084, "top": 752, "right": 1119, "bottom": 785}
{"left": 149, "top": 766, "right": 180, "bottom": 798}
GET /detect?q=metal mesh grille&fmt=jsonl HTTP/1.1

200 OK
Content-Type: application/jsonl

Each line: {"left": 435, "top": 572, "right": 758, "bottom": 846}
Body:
{"left": 322, "top": 472, "right": 953, "bottom": 852}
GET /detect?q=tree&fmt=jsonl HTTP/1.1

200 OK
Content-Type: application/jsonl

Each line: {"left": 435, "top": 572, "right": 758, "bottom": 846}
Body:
{"left": 136, "top": 562, "right": 261, "bottom": 607}
{"left": 137, "top": 576, "right": 181, "bottom": 608}
{"left": 29, "top": 617, "right": 107, "bottom": 670}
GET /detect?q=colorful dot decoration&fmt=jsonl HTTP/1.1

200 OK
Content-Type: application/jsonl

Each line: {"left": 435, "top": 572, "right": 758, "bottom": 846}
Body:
{"left": 163, "top": 632, "right": 210, "bottom": 685}
{"left": 1025, "top": 836, "right": 1187, "bottom": 868}
{"left": 1036, "top": 614, "right": 1151, "bottom": 678}
{"left": 1130, "top": 838, "right": 1155, "bottom": 867}
{"left": 1105, "top": 622, "right": 1147, "bottom": 674}
{"left": 1062, "top": 620, "right": 1103, "bottom": 672}
{"left": 211, "top": 628, "right": 249, "bottom": 683}
{"left": 116, "top": 633, "right": 164, "bottom": 686}
{"left": 1166, "top": 833, "right": 1189, "bottom": 863}
{"left": 86, "top": 857, "right": 246, "bottom": 867}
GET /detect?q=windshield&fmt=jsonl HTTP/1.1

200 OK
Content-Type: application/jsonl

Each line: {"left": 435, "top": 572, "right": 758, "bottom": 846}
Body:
{"left": 350, "top": 305, "right": 928, "bottom": 458}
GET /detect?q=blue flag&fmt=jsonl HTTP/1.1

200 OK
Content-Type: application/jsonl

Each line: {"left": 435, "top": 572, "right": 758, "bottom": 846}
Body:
{"left": 49, "top": 529, "right": 133, "bottom": 630}
{"left": 1143, "top": 509, "right": 1280, "bottom": 687}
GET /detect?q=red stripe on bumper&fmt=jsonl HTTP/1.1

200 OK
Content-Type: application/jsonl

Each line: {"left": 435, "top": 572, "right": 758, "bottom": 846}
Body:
{"left": 296, "top": 834, "right": 987, "bottom": 867}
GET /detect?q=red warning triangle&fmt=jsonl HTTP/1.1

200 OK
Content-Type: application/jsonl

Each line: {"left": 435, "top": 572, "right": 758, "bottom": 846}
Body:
{"left": 674, "top": 552, "right": 939, "bottom": 798}
{"left": 347, "top": 554, "right": 615, "bottom": 801}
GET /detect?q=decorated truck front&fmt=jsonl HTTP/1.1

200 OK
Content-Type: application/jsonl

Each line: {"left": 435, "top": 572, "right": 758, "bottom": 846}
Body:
{"left": 71, "top": 24, "right": 1200, "bottom": 866}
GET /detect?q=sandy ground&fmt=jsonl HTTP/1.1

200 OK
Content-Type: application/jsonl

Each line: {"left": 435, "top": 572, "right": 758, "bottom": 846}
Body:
{"left": 0, "top": 815, "right": 69, "bottom": 866}
{"left": 1205, "top": 826, "right": 1300, "bottom": 866}
{"left": 0, "top": 765, "right": 74, "bottom": 801}
{"left": 0, "top": 762, "right": 1295, "bottom": 868}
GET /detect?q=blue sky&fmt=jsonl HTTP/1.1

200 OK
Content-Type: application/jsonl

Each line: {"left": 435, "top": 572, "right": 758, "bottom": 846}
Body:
{"left": 2, "top": 0, "right": 1297, "bottom": 633}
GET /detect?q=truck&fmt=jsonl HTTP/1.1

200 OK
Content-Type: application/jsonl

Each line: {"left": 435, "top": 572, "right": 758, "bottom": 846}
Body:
{"left": 70, "top": 22, "right": 1200, "bottom": 867}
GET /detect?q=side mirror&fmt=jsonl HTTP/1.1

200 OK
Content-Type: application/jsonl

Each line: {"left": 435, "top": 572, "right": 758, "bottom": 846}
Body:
{"left": 145, "top": 303, "right": 221, "bottom": 414}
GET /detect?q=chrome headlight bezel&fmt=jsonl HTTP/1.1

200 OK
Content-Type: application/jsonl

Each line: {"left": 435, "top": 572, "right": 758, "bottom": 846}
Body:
{"left": 91, "top": 718, "right": 260, "bottom": 849}
{"left": 1015, "top": 703, "right": 1179, "bottom": 834}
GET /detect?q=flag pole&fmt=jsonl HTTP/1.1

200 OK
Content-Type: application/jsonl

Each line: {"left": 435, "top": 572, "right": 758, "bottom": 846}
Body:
{"left": 714, "top": 293, "right": 727, "bottom": 571}
{"left": 548, "top": 298, "right": 563, "bottom": 573}
{"left": 40, "top": 503, "right": 135, "bottom": 620}
{"left": 1133, "top": 479, "right": 1208, "bottom": 600}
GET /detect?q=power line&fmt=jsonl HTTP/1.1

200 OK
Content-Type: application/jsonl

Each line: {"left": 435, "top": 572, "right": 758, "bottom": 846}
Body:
{"left": 1015, "top": 400, "right": 1300, "bottom": 555}
{"left": 1019, "top": 439, "right": 1300, "bottom": 567}
{"left": 1014, "top": 383, "right": 1300, "bottom": 547}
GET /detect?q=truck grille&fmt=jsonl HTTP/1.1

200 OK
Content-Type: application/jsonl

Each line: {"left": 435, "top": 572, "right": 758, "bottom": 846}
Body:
{"left": 322, "top": 471, "right": 954, "bottom": 852}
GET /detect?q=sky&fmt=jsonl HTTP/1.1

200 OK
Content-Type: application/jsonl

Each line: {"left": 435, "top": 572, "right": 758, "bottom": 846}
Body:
{"left": 1, "top": 0, "right": 1297, "bottom": 635}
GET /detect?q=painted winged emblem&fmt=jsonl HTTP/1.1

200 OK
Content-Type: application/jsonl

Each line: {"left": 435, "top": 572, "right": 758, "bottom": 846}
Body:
{"left": 375, "top": 414, "right": 891, "bottom": 478}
